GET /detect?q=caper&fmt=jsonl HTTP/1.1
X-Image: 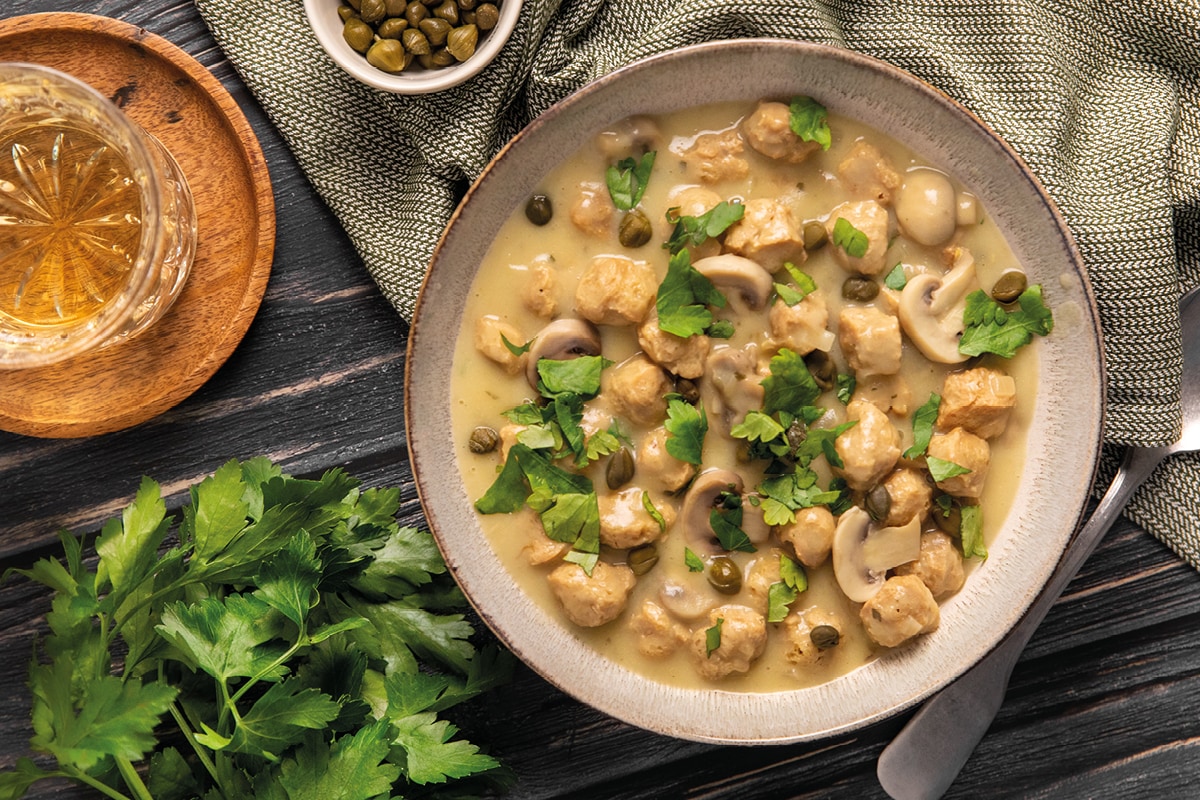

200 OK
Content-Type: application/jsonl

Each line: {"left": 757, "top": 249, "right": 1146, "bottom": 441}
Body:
{"left": 367, "top": 39, "right": 409, "bottom": 72}
{"left": 401, "top": 28, "right": 431, "bottom": 54}
{"left": 628, "top": 544, "right": 659, "bottom": 576}
{"left": 462, "top": 10, "right": 477, "bottom": 24}
{"left": 467, "top": 425, "right": 499, "bottom": 454}
{"left": 459, "top": 0, "right": 476, "bottom": 8}
{"left": 707, "top": 556, "right": 743, "bottom": 595}
{"left": 419, "top": 17, "right": 452, "bottom": 46}
{"left": 359, "top": 0, "right": 387, "bottom": 23}
{"left": 337, "top": 5, "right": 359, "bottom": 22}
{"left": 384, "top": 0, "right": 407, "bottom": 15}
{"left": 433, "top": 0, "right": 460, "bottom": 23}
{"left": 345, "top": 0, "right": 362, "bottom": 10}
{"left": 991, "top": 269, "right": 1028, "bottom": 304}
{"left": 475, "top": 2, "right": 499, "bottom": 30}
{"left": 378, "top": 17, "right": 409, "bottom": 38}
{"left": 525, "top": 194, "right": 553, "bottom": 226}
{"left": 803, "top": 220, "right": 828, "bottom": 251}
{"left": 675, "top": 377, "right": 700, "bottom": 405}
{"left": 342, "top": 18, "right": 375, "bottom": 53}
{"left": 804, "top": 350, "right": 837, "bottom": 391}
{"left": 842, "top": 275, "right": 879, "bottom": 302}
{"left": 865, "top": 484, "right": 891, "bottom": 522}
{"left": 811, "top": 624, "right": 840, "bottom": 650}
{"left": 445, "top": 23, "right": 478, "bottom": 61}
{"left": 430, "top": 47, "right": 457, "bottom": 67}
{"left": 404, "top": 1, "right": 429, "bottom": 26}
{"left": 605, "top": 447, "right": 635, "bottom": 490}
{"left": 618, "top": 209, "right": 652, "bottom": 248}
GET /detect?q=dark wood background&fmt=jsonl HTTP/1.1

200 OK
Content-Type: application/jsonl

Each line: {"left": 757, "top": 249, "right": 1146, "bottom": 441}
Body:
{"left": 2, "top": 2, "right": 1199, "bottom": 798}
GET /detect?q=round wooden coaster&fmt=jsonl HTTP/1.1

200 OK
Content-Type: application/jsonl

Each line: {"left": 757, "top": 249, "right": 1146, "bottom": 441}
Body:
{"left": 0, "top": 13, "right": 275, "bottom": 438}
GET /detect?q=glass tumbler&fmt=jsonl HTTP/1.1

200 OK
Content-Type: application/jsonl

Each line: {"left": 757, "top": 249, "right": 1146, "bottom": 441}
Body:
{"left": 0, "top": 62, "right": 197, "bottom": 369}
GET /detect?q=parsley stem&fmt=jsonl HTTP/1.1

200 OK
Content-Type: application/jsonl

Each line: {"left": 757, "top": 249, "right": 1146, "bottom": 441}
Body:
{"left": 168, "top": 701, "right": 220, "bottom": 785}
{"left": 61, "top": 763, "right": 134, "bottom": 800}
{"left": 227, "top": 633, "right": 305, "bottom": 708}
{"left": 115, "top": 756, "right": 154, "bottom": 800}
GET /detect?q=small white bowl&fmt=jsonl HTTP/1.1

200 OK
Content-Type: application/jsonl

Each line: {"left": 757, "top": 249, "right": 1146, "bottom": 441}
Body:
{"left": 304, "top": 0, "right": 521, "bottom": 94}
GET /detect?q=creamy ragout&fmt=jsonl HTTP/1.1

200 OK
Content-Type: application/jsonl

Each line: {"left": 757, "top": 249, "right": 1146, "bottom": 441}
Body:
{"left": 450, "top": 98, "right": 1046, "bottom": 692}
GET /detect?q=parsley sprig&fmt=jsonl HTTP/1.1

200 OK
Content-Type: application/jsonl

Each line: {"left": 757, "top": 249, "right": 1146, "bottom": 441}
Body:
{"left": 664, "top": 200, "right": 745, "bottom": 254}
{"left": 605, "top": 151, "right": 656, "bottom": 211}
{"left": 3, "top": 459, "right": 511, "bottom": 800}
{"left": 655, "top": 248, "right": 729, "bottom": 338}
{"left": 959, "top": 284, "right": 1054, "bottom": 358}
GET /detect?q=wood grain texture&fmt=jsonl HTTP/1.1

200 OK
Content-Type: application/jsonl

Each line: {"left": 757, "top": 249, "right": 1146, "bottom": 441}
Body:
{"left": 0, "top": 13, "right": 274, "bottom": 437}
{"left": 1, "top": 2, "right": 1199, "bottom": 799}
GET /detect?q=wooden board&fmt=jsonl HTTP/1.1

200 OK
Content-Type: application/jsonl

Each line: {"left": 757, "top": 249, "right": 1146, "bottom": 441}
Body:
{"left": 0, "top": 12, "right": 275, "bottom": 438}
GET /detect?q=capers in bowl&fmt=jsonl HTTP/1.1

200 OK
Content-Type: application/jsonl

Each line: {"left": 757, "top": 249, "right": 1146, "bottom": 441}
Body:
{"left": 707, "top": 556, "right": 743, "bottom": 594}
{"left": 333, "top": 0, "right": 504, "bottom": 75}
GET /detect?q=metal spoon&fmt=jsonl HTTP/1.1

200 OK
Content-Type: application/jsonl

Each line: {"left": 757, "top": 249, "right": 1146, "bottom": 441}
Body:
{"left": 877, "top": 287, "right": 1200, "bottom": 800}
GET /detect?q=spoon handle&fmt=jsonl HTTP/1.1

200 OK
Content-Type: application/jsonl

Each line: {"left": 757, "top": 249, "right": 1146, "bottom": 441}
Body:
{"left": 876, "top": 444, "right": 1169, "bottom": 800}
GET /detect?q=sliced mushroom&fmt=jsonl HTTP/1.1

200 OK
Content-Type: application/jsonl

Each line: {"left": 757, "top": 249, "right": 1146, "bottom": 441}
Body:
{"left": 832, "top": 507, "right": 922, "bottom": 603}
{"left": 897, "top": 248, "right": 979, "bottom": 364}
{"left": 692, "top": 254, "right": 774, "bottom": 310}
{"left": 658, "top": 580, "right": 717, "bottom": 622}
{"left": 702, "top": 343, "right": 765, "bottom": 433}
{"left": 525, "top": 318, "right": 603, "bottom": 389}
{"left": 679, "top": 468, "right": 744, "bottom": 554}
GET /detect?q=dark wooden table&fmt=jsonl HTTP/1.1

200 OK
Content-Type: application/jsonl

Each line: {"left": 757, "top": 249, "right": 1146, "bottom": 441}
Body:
{"left": 2, "top": 2, "right": 1199, "bottom": 798}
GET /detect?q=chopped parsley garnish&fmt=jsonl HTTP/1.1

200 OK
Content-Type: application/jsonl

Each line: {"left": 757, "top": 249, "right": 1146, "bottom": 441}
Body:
{"left": 959, "top": 284, "right": 1054, "bottom": 358}
{"left": 832, "top": 217, "right": 869, "bottom": 258}
{"left": 927, "top": 456, "right": 971, "bottom": 483}
{"left": 505, "top": 355, "right": 613, "bottom": 466}
{"left": 835, "top": 373, "right": 855, "bottom": 405}
{"left": 762, "top": 348, "right": 821, "bottom": 416}
{"left": 664, "top": 395, "right": 708, "bottom": 465}
{"left": 788, "top": 96, "right": 832, "bottom": 150}
{"left": 537, "top": 355, "right": 608, "bottom": 398}
{"left": 642, "top": 491, "right": 667, "bottom": 532}
{"left": 705, "top": 617, "right": 725, "bottom": 657}
{"left": 605, "top": 151, "right": 655, "bottom": 211}
{"left": 500, "top": 332, "right": 531, "bottom": 356}
{"left": 774, "top": 262, "right": 818, "bottom": 306}
{"left": 711, "top": 491, "right": 755, "bottom": 553}
{"left": 960, "top": 504, "right": 987, "bottom": 560}
{"left": 767, "top": 554, "right": 808, "bottom": 623}
{"left": 655, "top": 248, "right": 729, "bottom": 338}
{"left": 884, "top": 262, "right": 908, "bottom": 290}
{"left": 904, "top": 393, "right": 942, "bottom": 458}
{"left": 664, "top": 199, "right": 745, "bottom": 254}
{"left": 684, "top": 547, "right": 705, "bottom": 572}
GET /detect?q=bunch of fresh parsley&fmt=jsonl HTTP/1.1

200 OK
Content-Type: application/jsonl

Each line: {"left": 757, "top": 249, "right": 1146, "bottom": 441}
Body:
{"left": 0, "top": 458, "right": 512, "bottom": 800}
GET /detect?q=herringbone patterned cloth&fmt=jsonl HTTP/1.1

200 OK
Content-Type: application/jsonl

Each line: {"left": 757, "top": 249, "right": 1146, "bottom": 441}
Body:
{"left": 194, "top": 0, "right": 1200, "bottom": 568}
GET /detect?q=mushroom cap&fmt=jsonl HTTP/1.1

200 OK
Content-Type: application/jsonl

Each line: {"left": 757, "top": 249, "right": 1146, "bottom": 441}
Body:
{"left": 897, "top": 250, "right": 978, "bottom": 364}
{"left": 692, "top": 254, "right": 774, "bottom": 310}
{"left": 679, "top": 467, "right": 745, "bottom": 554}
{"left": 832, "top": 507, "right": 922, "bottom": 603}
{"left": 525, "top": 318, "right": 603, "bottom": 389}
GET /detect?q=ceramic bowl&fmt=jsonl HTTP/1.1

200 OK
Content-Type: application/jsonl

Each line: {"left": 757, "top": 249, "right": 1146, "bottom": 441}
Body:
{"left": 304, "top": 0, "right": 521, "bottom": 94}
{"left": 406, "top": 39, "right": 1105, "bottom": 743}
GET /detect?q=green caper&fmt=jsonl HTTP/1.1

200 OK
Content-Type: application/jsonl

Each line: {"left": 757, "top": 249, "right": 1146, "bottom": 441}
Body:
{"left": 404, "top": 1, "right": 429, "bottom": 26}
{"left": 430, "top": 47, "right": 457, "bottom": 67}
{"left": 419, "top": 17, "right": 452, "bottom": 46}
{"left": 433, "top": 0, "right": 460, "bottom": 23}
{"left": 865, "top": 484, "right": 891, "bottom": 522}
{"left": 359, "top": 0, "right": 387, "bottom": 23}
{"left": 605, "top": 447, "right": 635, "bottom": 490}
{"left": 345, "top": 0, "right": 362, "bottom": 10}
{"left": 367, "top": 39, "right": 408, "bottom": 72}
{"left": 459, "top": 0, "right": 476, "bottom": 8}
{"left": 525, "top": 194, "right": 553, "bottom": 226}
{"left": 618, "top": 209, "right": 652, "bottom": 248}
{"left": 337, "top": 5, "right": 359, "bottom": 22}
{"left": 446, "top": 23, "right": 478, "bottom": 61}
{"left": 842, "top": 276, "right": 879, "bottom": 302}
{"left": 342, "top": 18, "right": 375, "bottom": 53}
{"left": 628, "top": 544, "right": 659, "bottom": 576}
{"left": 804, "top": 350, "right": 837, "bottom": 391}
{"left": 707, "top": 556, "right": 743, "bottom": 595}
{"left": 467, "top": 425, "right": 499, "bottom": 454}
{"left": 401, "top": 28, "right": 431, "bottom": 54}
{"left": 462, "top": 10, "right": 477, "bottom": 24}
{"left": 384, "top": 0, "right": 407, "bottom": 15}
{"left": 675, "top": 377, "right": 700, "bottom": 405}
{"left": 811, "top": 624, "right": 840, "bottom": 650}
{"left": 475, "top": 2, "right": 499, "bottom": 30}
{"left": 803, "top": 220, "right": 828, "bottom": 251}
{"left": 991, "top": 269, "right": 1028, "bottom": 304}
{"left": 378, "top": 17, "right": 409, "bottom": 38}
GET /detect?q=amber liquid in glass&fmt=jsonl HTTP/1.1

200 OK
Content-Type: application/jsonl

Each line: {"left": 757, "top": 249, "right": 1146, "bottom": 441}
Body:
{"left": 0, "top": 121, "right": 143, "bottom": 329}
